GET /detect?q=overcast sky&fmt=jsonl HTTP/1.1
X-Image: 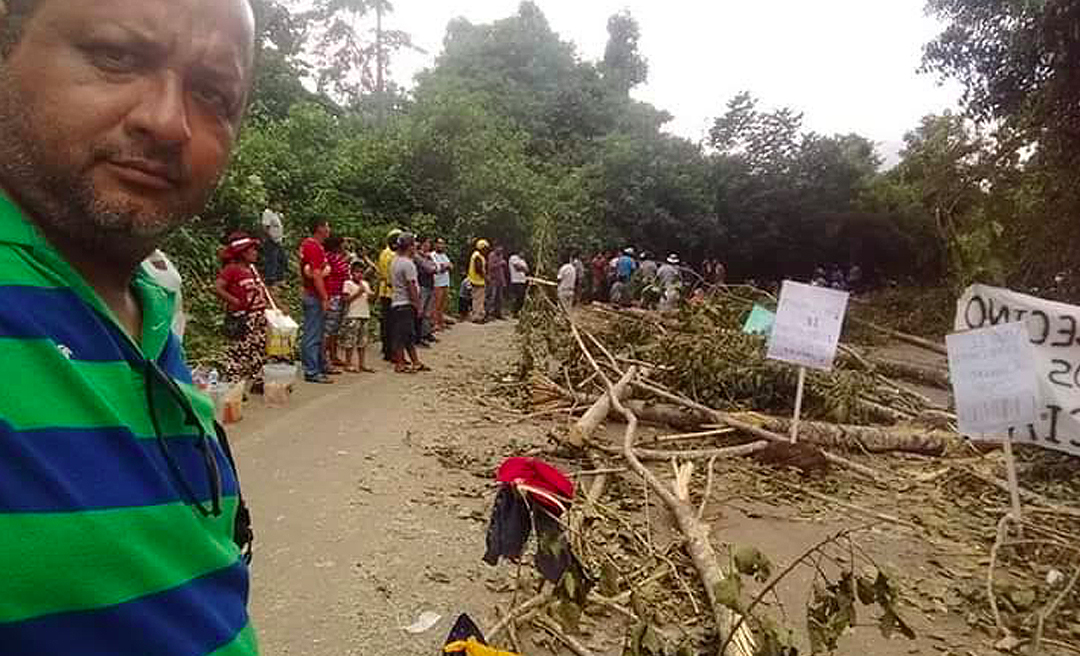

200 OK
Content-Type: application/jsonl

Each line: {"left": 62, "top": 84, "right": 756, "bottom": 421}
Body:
{"left": 381, "top": 0, "right": 962, "bottom": 160}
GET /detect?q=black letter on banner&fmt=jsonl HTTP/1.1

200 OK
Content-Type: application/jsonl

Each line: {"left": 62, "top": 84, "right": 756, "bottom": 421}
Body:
{"left": 1049, "top": 359, "right": 1074, "bottom": 389}
{"left": 965, "top": 296, "right": 986, "bottom": 329}
{"left": 1053, "top": 315, "right": 1077, "bottom": 347}
{"left": 1069, "top": 408, "right": 1080, "bottom": 448}
{"left": 1045, "top": 404, "right": 1063, "bottom": 444}
{"left": 1030, "top": 311, "right": 1051, "bottom": 345}
{"left": 988, "top": 299, "right": 1010, "bottom": 325}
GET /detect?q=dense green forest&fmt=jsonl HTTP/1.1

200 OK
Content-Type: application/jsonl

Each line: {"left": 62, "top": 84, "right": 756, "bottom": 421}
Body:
{"left": 170, "top": 0, "right": 1080, "bottom": 359}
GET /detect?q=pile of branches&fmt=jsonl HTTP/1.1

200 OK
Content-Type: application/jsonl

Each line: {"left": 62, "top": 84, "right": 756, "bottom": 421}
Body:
{"left": 498, "top": 287, "right": 1080, "bottom": 655}
{"left": 520, "top": 288, "right": 961, "bottom": 459}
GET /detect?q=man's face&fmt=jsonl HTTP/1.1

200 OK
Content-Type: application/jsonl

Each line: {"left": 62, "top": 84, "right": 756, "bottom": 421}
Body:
{"left": 0, "top": 0, "right": 255, "bottom": 262}
{"left": 435, "top": 240, "right": 445, "bottom": 253}
{"left": 315, "top": 223, "right": 330, "bottom": 242}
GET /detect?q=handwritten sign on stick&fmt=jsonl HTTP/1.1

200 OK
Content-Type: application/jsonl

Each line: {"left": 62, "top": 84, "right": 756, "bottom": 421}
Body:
{"left": 955, "top": 285, "right": 1080, "bottom": 456}
{"left": 947, "top": 322, "right": 1039, "bottom": 436}
{"left": 766, "top": 281, "right": 849, "bottom": 371}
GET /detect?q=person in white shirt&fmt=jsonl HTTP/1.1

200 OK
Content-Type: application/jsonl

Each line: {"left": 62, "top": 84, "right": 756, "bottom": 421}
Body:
{"left": 141, "top": 249, "right": 186, "bottom": 341}
{"left": 557, "top": 255, "right": 577, "bottom": 310}
{"left": 431, "top": 238, "right": 454, "bottom": 331}
{"left": 508, "top": 251, "right": 530, "bottom": 314}
{"left": 341, "top": 261, "right": 374, "bottom": 373}
{"left": 657, "top": 254, "right": 683, "bottom": 312}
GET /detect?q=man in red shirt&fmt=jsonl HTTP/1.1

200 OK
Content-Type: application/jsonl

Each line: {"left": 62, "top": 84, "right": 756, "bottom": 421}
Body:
{"left": 300, "top": 220, "right": 333, "bottom": 383}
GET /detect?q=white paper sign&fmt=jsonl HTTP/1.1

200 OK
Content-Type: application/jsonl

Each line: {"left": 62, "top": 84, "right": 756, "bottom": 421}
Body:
{"left": 766, "top": 281, "right": 849, "bottom": 371}
{"left": 955, "top": 284, "right": 1080, "bottom": 455}
{"left": 946, "top": 322, "right": 1039, "bottom": 435}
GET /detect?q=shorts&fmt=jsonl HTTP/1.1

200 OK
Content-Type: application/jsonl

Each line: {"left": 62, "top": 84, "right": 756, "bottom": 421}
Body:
{"left": 340, "top": 317, "right": 369, "bottom": 349}
{"left": 389, "top": 305, "right": 417, "bottom": 353}
{"left": 324, "top": 296, "right": 345, "bottom": 337}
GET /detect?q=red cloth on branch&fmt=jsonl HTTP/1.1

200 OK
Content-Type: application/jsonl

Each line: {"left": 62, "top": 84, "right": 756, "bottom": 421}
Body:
{"left": 495, "top": 458, "right": 574, "bottom": 513}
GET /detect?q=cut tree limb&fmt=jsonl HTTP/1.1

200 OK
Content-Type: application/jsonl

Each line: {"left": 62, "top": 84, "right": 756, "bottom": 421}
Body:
{"left": 838, "top": 347, "right": 951, "bottom": 389}
{"left": 730, "top": 412, "right": 958, "bottom": 456}
{"left": 850, "top": 317, "right": 948, "bottom": 355}
{"left": 567, "top": 367, "right": 636, "bottom": 447}
{"left": 593, "top": 441, "right": 769, "bottom": 462}
{"left": 630, "top": 380, "right": 889, "bottom": 482}
{"left": 566, "top": 320, "right": 756, "bottom": 656}
{"left": 602, "top": 398, "right": 958, "bottom": 456}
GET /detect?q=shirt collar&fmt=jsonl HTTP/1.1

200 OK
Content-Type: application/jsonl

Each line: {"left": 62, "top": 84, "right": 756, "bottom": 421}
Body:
{"left": 0, "top": 193, "right": 175, "bottom": 360}
{"left": 0, "top": 192, "right": 45, "bottom": 247}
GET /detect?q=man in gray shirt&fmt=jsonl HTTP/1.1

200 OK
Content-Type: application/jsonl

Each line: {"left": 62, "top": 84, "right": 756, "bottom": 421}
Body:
{"left": 389, "top": 233, "right": 428, "bottom": 373}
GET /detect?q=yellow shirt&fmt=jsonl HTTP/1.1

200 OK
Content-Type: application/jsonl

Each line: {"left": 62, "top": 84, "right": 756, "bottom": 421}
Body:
{"left": 468, "top": 251, "right": 486, "bottom": 287}
{"left": 377, "top": 247, "right": 395, "bottom": 299}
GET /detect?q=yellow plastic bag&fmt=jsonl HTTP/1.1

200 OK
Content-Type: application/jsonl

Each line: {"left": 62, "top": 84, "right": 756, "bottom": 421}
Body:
{"left": 265, "top": 309, "right": 299, "bottom": 358}
{"left": 444, "top": 638, "right": 520, "bottom": 656}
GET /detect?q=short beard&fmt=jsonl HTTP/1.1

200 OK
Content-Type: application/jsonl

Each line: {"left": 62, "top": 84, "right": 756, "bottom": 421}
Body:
{"left": 0, "top": 68, "right": 209, "bottom": 267}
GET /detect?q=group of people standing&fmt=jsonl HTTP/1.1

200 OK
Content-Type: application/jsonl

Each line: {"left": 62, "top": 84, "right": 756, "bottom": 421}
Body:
{"left": 559, "top": 248, "right": 692, "bottom": 312}
{"left": 461, "top": 239, "right": 530, "bottom": 322}
{"left": 215, "top": 218, "right": 471, "bottom": 387}
{"left": 375, "top": 230, "right": 454, "bottom": 374}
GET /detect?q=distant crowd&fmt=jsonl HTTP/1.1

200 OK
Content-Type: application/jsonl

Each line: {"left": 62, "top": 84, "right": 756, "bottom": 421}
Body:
{"left": 211, "top": 214, "right": 540, "bottom": 390}
{"left": 554, "top": 248, "right": 722, "bottom": 312}
{"left": 211, "top": 212, "right": 867, "bottom": 391}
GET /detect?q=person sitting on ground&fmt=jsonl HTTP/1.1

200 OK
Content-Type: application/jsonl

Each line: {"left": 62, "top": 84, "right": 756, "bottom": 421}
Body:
{"left": 557, "top": 254, "right": 577, "bottom": 310}
{"left": 469, "top": 239, "right": 489, "bottom": 323}
{"left": 341, "top": 262, "right": 374, "bottom": 373}
{"left": 390, "top": 233, "right": 429, "bottom": 373}
{"left": 323, "top": 236, "right": 349, "bottom": 372}
{"left": 216, "top": 232, "right": 270, "bottom": 390}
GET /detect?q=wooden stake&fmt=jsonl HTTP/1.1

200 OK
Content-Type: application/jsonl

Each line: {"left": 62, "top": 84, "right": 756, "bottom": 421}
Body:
{"left": 1001, "top": 434, "right": 1023, "bottom": 522}
{"left": 790, "top": 366, "right": 806, "bottom": 443}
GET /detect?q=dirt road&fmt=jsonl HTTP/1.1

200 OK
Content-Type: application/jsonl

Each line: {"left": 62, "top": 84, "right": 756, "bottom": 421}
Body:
{"left": 235, "top": 320, "right": 531, "bottom": 655}
{"left": 232, "top": 319, "right": 1000, "bottom": 656}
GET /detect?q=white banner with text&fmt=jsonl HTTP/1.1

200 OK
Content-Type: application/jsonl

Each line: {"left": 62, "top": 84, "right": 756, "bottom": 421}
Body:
{"left": 955, "top": 284, "right": 1080, "bottom": 456}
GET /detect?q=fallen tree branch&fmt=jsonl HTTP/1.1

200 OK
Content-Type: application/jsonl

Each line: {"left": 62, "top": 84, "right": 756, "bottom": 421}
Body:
{"left": 489, "top": 588, "right": 554, "bottom": 642}
{"left": 730, "top": 412, "right": 958, "bottom": 456}
{"left": 532, "top": 615, "right": 596, "bottom": 656}
{"left": 567, "top": 367, "right": 636, "bottom": 447}
{"left": 719, "top": 525, "right": 872, "bottom": 656}
{"left": 850, "top": 317, "right": 948, "bottom": 355}
{"left": 592, "top": 440, "right": 769, "bottom": 462}
{"left": 631, "top": 379, "right": 891, "bottom": 482}
{"left": 567, "top": 321, "right": 757, "bottom": 656}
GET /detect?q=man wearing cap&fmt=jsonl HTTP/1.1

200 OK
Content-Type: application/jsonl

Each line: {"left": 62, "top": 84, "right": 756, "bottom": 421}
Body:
{"left": 468, "top": 239, "right": 490, "bottom": 323}
{"left": 657, "top": 254, "right": 683, "bottom": 312}
{"left": 0, "top": 0, "right": 259, "bottom": 653}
